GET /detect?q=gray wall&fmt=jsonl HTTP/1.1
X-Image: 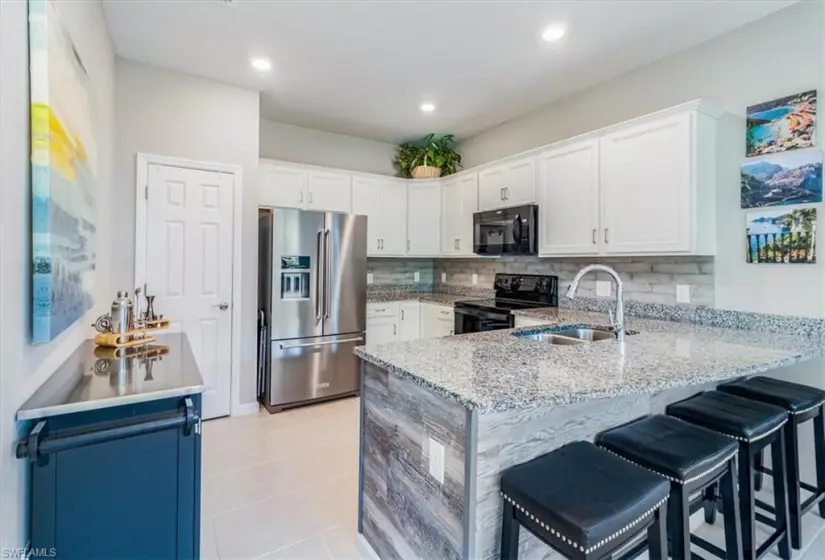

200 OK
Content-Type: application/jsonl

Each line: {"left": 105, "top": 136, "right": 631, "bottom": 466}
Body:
{"left": 260, "top": 119, "right": 398, "bottom": 176}
{"left": 0, "top": 0, "right": 115, "bottom": 550}
{"left": 114, "top": 59, "right": 261, "bottom": 405}
{"left": 459, "top": 1, "right": 825, "bottom": 318}
{"left": 435, "top": 256, "right": 715, "bottom": 307}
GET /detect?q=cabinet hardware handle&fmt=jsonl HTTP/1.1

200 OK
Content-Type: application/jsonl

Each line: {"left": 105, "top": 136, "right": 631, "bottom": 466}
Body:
{"left": 592, "top": 228, "right": 597, "bottom": 245}
{"left": 393, "top": 324, "right": 396, "bottom": 335}
{"left": 407, "top": 240, "right": 410, "bottom": 251}
{"left": 401, "top": 310, "right": 404, "bottom": 320}
{"left": 505, "top": 187, "right": 509, "bottom": 200}
{"left": 604, "top": 228, "right": 609, "bottom": 244}
{"left": 449, "top": 329, "right": 454, "bottom": 335}
{"left": 300, "top": 191, "right": 304, "bottom": 203}
{"left": 309, "top": 191, "right": 313, "bottom": 204}
{"left": 500, "top": 187, "right": 504, "bottom": 200}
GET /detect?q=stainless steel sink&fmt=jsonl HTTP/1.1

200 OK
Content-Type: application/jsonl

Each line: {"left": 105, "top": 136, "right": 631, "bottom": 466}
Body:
{"left": 517, "top": 333, "right": 587, "bottom": 345}
{"left": 552, "top": 328, "right": 616, "bottom": 342}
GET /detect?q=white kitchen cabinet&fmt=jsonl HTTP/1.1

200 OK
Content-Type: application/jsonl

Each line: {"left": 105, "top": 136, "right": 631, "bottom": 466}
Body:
{"left": 381, "top": 182, "right": 408, "bottom": 256}
{"left": 600, "top": 112, "right": 693, "bottom": 253}
{"left": 407, "top": 181, "right": 441, "bottom": 256}
{"left": 353, "top": 177, "right": 407, "bottom": 256}
{"left": 366, "top": 316, "right": 398, "bottom": 344}
{"left": 420, "top": 303, "right": 454, "bottom": 338}
{"left": 441, "top": 174, "right": 478, "bottom": 256}
{"left": 366, "top": 302, "right": 399, "bottom": 344}
{"left": 259, "top": 163, "right": 352, "bottom": 213}
{"left": 259, "top": 164, "right": 306, "bottom": 209}
{"left": 478, "top": 157, "right": 537, "bottom": 211}
{"left": 538, "top": 139, "right": 601, "bottom": 255}
{"left": 306, "top": 170, "right": 352, "bottom": 213}
{"left": 397, "top": 301, "right": 421, "bottom": 342}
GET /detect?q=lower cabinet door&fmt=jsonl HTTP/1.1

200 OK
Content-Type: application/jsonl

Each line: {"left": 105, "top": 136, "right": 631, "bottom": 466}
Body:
{"left": 366, "top": 315, "right": 398, "bottom": 344}
{"left": 397, "top": 302, "right": 421, "bottom": 341}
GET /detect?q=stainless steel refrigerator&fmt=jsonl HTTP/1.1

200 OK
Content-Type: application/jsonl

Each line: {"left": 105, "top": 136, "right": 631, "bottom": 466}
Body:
{"left": 257, "top": 208, "right": 367, "bottom": 413}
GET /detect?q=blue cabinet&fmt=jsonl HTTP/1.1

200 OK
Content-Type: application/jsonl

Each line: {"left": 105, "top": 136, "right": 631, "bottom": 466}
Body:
{"left": 18, "top": 395, "right": 202, "bottom": 560}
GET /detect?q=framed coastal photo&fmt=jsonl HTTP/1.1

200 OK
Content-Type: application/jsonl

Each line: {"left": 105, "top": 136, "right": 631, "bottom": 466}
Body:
{"left": 741, "top": 149, "right": 822, "bottom": 208}
{"left": 29, "top": 0, "right": 98, "bottom": 343}
{"left": 746, "top": 207, "right": 816, "bottom": 264}
{"left": 746, "top": 90, "right": 816, "bottom": 156}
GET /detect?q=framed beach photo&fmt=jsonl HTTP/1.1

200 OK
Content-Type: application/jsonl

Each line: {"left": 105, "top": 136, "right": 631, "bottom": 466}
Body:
{"left": 741, "top": 149, "right": 822, "bottom": 208}
{"left": 746, "top": 90, "right": 816, "bottom": 156}
{"left": 745, "top": 207, "right": 817, "bottom": 264}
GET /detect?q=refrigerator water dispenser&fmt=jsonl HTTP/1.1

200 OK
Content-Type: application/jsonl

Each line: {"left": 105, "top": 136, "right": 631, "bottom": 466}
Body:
{"left": 280, "top": 256, "right": 310, "bottom": 300}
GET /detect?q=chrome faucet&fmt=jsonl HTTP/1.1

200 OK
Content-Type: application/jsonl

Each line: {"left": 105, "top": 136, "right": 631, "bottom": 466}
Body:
{"left": 566, "top": 264, "right": 625, "bottom": 342}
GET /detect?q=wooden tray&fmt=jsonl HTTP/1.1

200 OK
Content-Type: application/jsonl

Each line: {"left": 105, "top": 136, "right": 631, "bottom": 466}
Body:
{"left": 93, "top": 318, "right": 171, "bottom": 348}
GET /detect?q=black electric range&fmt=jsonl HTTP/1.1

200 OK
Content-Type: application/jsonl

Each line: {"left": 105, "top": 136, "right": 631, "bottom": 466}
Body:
{"left": 454, "top": 273, "right": 558, "bottom": 334}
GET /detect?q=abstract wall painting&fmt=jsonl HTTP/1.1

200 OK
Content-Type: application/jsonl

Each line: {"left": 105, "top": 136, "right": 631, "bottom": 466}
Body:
{"left": 741, "top": 149, "right": 822, "bottom": 209}
{"left": 746, "top": 90, "right": 816, "bottom": 156}
{"left": 746, "top": 207, "right": 816, "bottom": 264}
{"left": 29, "top": 0, "right": 97, "bottom": 343}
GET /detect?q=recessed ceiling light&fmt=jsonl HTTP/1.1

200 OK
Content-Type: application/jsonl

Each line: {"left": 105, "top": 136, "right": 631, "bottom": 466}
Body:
{"left": 420, "top": 102, "right": 436, "bottom": 113}
{"left": 250, "top": 57, "right": 272, "bottom": 71}
{"left": 541, "top": 25, "right": 566, "bottom": 42}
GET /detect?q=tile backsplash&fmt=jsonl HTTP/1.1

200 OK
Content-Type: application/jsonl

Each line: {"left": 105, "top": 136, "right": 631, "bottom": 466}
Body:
{"left": 434, "top": 256, "right": 715, "bottom": 306}
{"left": 367, "top": 258, "right": 435, "bottom": 288}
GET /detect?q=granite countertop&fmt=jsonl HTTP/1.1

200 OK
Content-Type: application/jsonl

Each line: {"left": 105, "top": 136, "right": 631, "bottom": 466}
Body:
{"left": 367, "top": 291, "right": 480, "bottom": 307}
{"left": 354, "top": 309, "right": 825, "bottom": 413}
{"left": 17, "top": 333, "right": 204, "bottom": 421}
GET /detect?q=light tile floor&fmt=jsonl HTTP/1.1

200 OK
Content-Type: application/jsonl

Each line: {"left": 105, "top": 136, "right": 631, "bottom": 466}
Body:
{"left": 202, "top": 397, "right": 825, "bottom": 559}
{"left": 201, "top": 397, "right": 360, "bottom": 560}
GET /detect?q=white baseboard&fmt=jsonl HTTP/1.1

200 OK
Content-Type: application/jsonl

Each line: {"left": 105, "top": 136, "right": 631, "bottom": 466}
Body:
{"left": 356, "top": 534, "right": 380, "bottom": 560}
{"left": 231, "top": 401, "right": 260, "bottom": 417}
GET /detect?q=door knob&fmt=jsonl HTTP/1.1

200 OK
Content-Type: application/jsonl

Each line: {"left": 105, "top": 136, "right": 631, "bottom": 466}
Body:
{"left": 215, "top": 302, "right": 229, "bottom": 311}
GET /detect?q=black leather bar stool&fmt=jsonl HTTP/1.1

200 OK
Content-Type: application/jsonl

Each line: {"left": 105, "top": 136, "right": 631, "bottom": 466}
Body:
{"left": 499, "top": 441, "right": 670, "bottom": 560}
{"left": 667, "top": 391, "right": 791, "bottom": 560}
{"left": 596, "top": 415, "right": 743, "bottom": 560}
{"left": 719, "top": 376, "right": 825, "bottom": 550}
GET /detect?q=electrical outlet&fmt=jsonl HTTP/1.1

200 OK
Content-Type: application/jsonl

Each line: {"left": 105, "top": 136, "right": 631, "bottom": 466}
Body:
{"left": 428, "top": 438, "right": 444, "bottom": 484}
{"left": 441, "top": 272, "right": 447, "bottom": 283}
{"left": 596, "top": 281, "right": 611, "bottom": 297}
{"left": 367, "top": 273, "right": 373, "bottom": 285}
{"left": 472, "top": 273, "right": 478, "bottom": 286}
{"left": 414, "top": 271, "right": 420, "bottom": 283}
{"left": 676, "top": 284, "right": 690, "bottom": 304}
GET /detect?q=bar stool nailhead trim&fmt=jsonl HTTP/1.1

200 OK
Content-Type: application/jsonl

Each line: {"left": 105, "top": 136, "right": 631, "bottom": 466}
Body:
{"left": 599, "top": 446, "right": 738, "bottom": 485}
{"left": 499, "top": 491, "right": 668, "bottom": 554}
{"left": 713, "top": 418, "right": 787, "bottom": 443}
{"left": 790, "top": 402, "right": 822, "bottom": 416}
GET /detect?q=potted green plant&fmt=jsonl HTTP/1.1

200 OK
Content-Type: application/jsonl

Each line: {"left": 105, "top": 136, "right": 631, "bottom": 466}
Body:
{"left": 394, "top": 134, "right": 462, "bottom": 179}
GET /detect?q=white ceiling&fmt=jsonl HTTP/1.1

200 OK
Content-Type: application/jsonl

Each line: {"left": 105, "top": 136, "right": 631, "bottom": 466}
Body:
{"left": 103, "top": 0, "right": 797, "bottom": 144}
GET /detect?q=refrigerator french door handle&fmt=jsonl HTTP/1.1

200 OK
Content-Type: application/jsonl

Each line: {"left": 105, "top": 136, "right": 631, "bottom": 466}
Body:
{"left": 315, "top": 230, "right": 323, "bottom": 324}
{"left": 324, "top": 228, "right": 331, "bottom": 320}
{"left": 280, "top": 336, "right": 364, "bottom": 350}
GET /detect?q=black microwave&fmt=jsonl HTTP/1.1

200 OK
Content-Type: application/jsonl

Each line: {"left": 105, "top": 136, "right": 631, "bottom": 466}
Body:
{"left": 473, "top": 204, "right": 538, "bottom": 255}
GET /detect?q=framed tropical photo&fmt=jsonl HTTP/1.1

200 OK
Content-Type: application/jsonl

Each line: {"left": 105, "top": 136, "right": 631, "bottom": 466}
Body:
{"left": 746, "top": 90, "right": 816, "bottom": 156}
{"left": 746, "top": 207, "right": 817, "bottom": 264}
{"left": 741, "top": 149, "right": 822, "bottom": 208}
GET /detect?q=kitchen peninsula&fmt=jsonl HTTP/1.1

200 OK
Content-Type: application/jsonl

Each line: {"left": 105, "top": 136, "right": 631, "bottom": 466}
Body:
{"left": 354, "top": 309, "right": 825, "bottom": 560}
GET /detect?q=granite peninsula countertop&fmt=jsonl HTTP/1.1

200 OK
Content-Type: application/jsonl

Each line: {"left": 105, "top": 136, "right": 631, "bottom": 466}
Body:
{"left": 366, "top": 291, "right": 480, "bottom": 306}
{"left": 17, "top": 334, "right": 204, "bottom": 421}
{"left": 354, "top": 309, "right": 825, "bottom": 413}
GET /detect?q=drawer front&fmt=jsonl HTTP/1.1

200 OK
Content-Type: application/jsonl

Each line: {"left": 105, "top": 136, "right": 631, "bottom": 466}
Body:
{"left": 367, "top": 302, "right": 399, "bottom": 319}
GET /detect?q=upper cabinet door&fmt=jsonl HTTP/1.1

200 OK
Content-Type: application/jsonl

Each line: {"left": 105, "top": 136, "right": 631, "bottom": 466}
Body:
{"left": 478, "top": 166, "right": 506, "bottom": 211}
{"left": 441, "top": 178, "right": 461, "bottom": 255}
{"left": 407, "top": 181, "right": 441, "bottom": 256}
{"left": 352, "top": 176, "right": 384, "bottom": 256}
{"left": 259, "top": 165, "right": 306, "bottom": 209}
{"left": 502, "top": 158, "right": 537, "bottom": 207}
{"left": 454, "top": 174, "right": 478, "bottom": 255}
{"left": 538, "top": 140, "right": 601, "bottom": 255}
{"left": 380, "top": 181, "right": 408, "bottom": 256}
{"left": 600, "top": 113, "right": 692, "bottom": 253}
{"left": 307, "top": 171, "right": 352, "bottom": 213}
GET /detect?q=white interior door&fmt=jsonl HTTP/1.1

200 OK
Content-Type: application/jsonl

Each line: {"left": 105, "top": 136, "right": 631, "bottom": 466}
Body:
{"left": 145, "top": 163, "right": 234, "bottom": 420}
